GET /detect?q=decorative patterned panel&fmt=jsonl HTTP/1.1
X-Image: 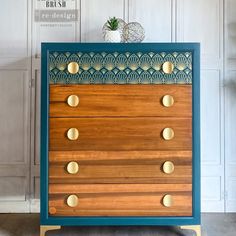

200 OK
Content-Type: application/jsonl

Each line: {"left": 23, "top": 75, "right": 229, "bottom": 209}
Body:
{"left": 49, "top": 51, "right": 192, "bottom": 84}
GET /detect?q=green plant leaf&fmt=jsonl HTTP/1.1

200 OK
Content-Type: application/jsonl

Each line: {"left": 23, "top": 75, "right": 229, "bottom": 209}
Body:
{"left": 106, "top": 17, "right": 119, "bottom": 31}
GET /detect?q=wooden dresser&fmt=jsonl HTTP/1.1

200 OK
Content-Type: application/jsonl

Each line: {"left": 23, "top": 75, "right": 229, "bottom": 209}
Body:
{"left": 41, "top": 43, "right": 200, "bottom": 236}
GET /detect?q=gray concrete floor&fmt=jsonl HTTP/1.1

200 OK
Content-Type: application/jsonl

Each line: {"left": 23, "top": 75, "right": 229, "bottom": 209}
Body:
{"left": 0, "top": 213, "right": 235, "bottom": 236}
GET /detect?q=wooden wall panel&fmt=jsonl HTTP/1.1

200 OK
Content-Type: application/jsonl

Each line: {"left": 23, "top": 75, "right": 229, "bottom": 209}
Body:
{"left": 0, "top": 71, "right": 29, "bottom": 164}
{"left": 177, "top": 0, "right": 221, "bottom": 60}
{"left": 32, "top": 0, "right": 80, "bottom": 57}
{"left": 177, "top": 0, "right": 224, "bottom": 212}
{"left": 226, "top": 0, "right": 236, "bottom": 62}
{"left": 0, "top": 0, "right": 31, "bottom": 212}
{"left": 199, "top": 69, "right": 224, "bottom": 211}
{"left": 129, "top": 0, "right": 173, "bottom": 42}
{"left": 201, "top": 176, "right": 223, "bottom": 211}
{"left": 224, "top": 0, "right": 236, "bottom": 212}
{"left": 0, "top": 177, "right": 26, "bottom": 201}
{"left": 81, "top": 0, "right": 125, "bottom": 42}
{"left": 201, "top": 70, "right": 221, "bottom": 165}
{"left": 0, "top": 70, "right": 30, "bottom": 212}
{"left": 225, "top": 70, "right": 236, "bottom": 212}
{"left": 0, "top": 0, "right": 28, "bottom": 57}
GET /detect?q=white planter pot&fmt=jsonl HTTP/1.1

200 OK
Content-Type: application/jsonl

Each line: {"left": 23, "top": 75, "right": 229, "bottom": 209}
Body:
{"left": 105, "top": 30, "right": 121, "bottom": 43}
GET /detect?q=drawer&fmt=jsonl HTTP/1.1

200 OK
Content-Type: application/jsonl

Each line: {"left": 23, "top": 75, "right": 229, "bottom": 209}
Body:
{"left": 48, "top": 183, "right": 192, "bottom": 216}
{"left": 49, "top": 85, "right": 192, "bottom": 117}
{"left": 49, "top": 117, "right": 192, "bottom": 151}
{"left": 49, "top": 51, "right": 193, "bottom": 85}
{"left": 49, "top": 150, "right": 192, "bottom": 184}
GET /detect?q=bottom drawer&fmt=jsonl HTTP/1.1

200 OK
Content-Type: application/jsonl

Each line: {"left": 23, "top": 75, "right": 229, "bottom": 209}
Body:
{"left": 49, "top": 184, "right": 192, "bottom": 216}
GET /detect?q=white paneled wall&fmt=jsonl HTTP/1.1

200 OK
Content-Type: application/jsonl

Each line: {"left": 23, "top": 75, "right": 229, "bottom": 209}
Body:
{"left": 0, "top": 0, "right": 29, "bottom": 57}
{"left": 81, "top": 0, "right": 125, "bottom": 42}
{"left": 32, "top": 0, "right": 80, "bottom": 57}
{"left": 0, "top": 0, "right": 31, "bottom": 212}
{"left": 128, "top": 0, "right": 173, "bottom": 42}
{"left": 0, "top": 0, "right": 234, "bottom": 213}
{"left": 225, "top": 0, "right": 236, "bottom": 212}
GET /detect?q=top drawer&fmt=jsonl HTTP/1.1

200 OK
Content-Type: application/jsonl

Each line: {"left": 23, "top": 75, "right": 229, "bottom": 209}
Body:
{"left": 48, "top": 51, "right": 192, "bottom": 84}
{"left": 50, "top": 85, "right": 192, "bottom": 117}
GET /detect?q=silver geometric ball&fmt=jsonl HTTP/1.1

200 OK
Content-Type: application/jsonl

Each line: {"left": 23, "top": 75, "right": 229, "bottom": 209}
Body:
{"left": 123, "top": 22, "right": 145, "bottom": 43}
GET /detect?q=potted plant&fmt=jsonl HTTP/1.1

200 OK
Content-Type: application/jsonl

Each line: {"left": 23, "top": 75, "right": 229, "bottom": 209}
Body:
{"left": 105, "top": 17, "right": 121, "bottom": 42}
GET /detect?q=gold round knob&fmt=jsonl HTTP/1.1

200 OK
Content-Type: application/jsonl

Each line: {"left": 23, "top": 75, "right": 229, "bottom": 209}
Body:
{"left": 162, "top": 128, "right": 175, "bottom": 140}
{"left": 67, "top": 62, "right": 79, "bottom": 74}
{"left": 67, "top": 95, "right": 79, "bottom": 107}
{"left": 162, "top": 95, "right": 174, "bottom": 107}
{"left": 67, "top": 161, "right": 79, "bottom": 174}
{"left": 162, "top": 61, "right": 174, "bottom": 74}
{"left": 67, "top": 128, "right": 79, "bottom": 141}
{"left": 162, "top": 194, "right": 173, "bottom": 207}
{"left": 67, "top": 194, "right": 79, "bottom": 207}
{"left": 49, "top": 207, "right": 57, "bottom": 215}
{"left": 162, "top": 161, "right": 175, "bottom": 174}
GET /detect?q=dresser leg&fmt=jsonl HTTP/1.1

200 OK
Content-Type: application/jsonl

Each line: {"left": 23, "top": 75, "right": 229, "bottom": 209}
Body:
{"left": 180, "top": 225, "right": 201, "bottom": 236}
{"left": 40, "top": 225, "right": 61, "bottom": 236}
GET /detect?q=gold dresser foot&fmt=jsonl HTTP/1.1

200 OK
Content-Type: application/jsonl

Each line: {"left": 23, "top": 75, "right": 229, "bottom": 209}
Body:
{"left": 40, "top": 225, "right": 61, "bottom": 236}
{"left": 180, "top": 225, "right": 201, "bottom": 236}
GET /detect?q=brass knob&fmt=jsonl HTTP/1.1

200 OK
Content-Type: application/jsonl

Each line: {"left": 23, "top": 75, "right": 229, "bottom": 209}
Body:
{"left": 162, "top": 95, "right": 174, "bottom": 107}
{"left": 162, "top": 194, "right": 173, "bottom": 207}
{"left": 67, "top": 161, "right": 79, "bottom": 174}
{"left": 67, "top": 62, "right": 79, "bottom": 74}
{"left": 49, "top": 207, "right": 57, "bottom": 215}
{"left": 162, "top": 128, "right": 175, "bottom": 140}
{"left": 162, "top": 161, "right": 175, "bottom": 174}
{"left": 162, "top": 61, "right": 174, "bottom": 74}
{"left": 67, "top": 194, "right": 79, "bottom": 207}
{"left": 67, "top": 95, "right": 79, "bottom": 107}
{"left": 67, "top": 128, "right": 79, "bottom": 141}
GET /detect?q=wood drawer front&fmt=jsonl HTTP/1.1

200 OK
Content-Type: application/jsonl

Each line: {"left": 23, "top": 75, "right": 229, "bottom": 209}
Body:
{"left": 49, "top": 117, "right": 192, "bottom": 151}
{"left": 49, "top": 150, "right": 192, "bottom": 162}
{"left": 49, "top": 151, "right": 192, "bottom": 184}
{"left": 49, "top": 85, "right": 192, "bottom": 117}
{"left": 49, "top": 184, "right": 192, "bottom": 216}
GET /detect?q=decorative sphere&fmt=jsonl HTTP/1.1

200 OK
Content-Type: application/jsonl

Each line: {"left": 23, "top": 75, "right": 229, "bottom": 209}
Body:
{"left": 124, "top": 22, "right": 145, "bottom": 43}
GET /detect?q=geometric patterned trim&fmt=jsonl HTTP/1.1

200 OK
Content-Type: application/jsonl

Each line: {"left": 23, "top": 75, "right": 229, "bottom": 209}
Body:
{"left": 49, "top": 51, "right": 192, "bottom": 84}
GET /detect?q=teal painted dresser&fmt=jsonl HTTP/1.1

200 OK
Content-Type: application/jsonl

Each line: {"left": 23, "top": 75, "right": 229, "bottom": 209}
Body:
{"left": 41, "top": 43, "right": 200, "bottom": 235}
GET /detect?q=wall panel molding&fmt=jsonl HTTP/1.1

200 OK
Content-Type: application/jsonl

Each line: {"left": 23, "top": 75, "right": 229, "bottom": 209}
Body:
{"left": 129, "top": 0, "right": 173, "bottom": 42}
{"left": 0, "top": 69, "right": 31, "bottom": 212}
{"left": 177, "top": 0, "right": 223, "bottom": 61}
{"left": 225, "top": 70, "right": 236, "bottom": 211}
{"left": 81, "top": 0, "right": 124, "bottom": 42}
{"left": 177, "top": 0, "right": 225, "bottom": 212}
{"left": 32, "top": 0, "right": 81, "bottom": 57}
{"left": 0, "top": 0, "right": 29, "bottom": 58}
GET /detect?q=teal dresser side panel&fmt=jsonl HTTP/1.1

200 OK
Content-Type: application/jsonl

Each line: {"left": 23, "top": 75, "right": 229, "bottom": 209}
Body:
{"left": 49, "top": 51, "right": 192, "bottom": 84}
